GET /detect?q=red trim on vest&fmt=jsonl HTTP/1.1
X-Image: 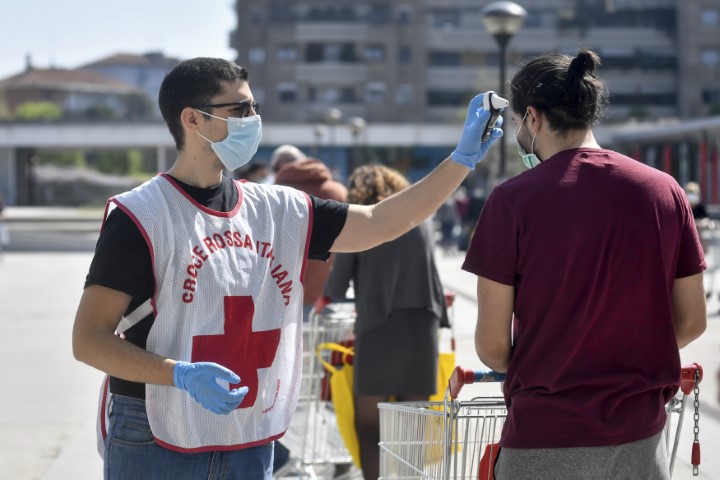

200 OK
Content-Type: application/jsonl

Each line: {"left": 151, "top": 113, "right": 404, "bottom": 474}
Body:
{"left": 299, "top": 192, "right": 313, "bottom": 285}
{"left": 160, "top": 173, "right": 243, "bottom": 218}
{"left": 99, "top": 375, "right": 110, "bottom": 440}
{"left": 154, "top": 429, "right": 286, "bottom": 453}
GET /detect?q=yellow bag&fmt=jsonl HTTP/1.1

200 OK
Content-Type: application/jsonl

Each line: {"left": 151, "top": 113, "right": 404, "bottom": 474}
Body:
{"left": 430, "top": 324, "right": 456, "bottom": 402}
{"left": 430, "top": 350, "right": 456, "bottom": 402}
{"left": 316, "top": 342, "right": 361, "bottom": 469}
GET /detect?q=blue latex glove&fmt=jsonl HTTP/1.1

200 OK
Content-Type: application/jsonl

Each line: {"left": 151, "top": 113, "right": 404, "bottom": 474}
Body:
{"left": 173, "top": 361, "right": 249, "bottom": 415}
{"left": 450, "top": 93, "right": 504, "bottom": 169}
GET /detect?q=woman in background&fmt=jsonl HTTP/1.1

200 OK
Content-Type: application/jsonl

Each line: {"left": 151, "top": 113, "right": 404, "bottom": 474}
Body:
{"left": 324, "top": 165, "right": 449, "bottom": 480}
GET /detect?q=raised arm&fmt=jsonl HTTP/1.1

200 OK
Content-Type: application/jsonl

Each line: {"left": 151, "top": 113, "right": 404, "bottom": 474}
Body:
{"left": 331, "top": 93, "right": 503, "bottom": 253}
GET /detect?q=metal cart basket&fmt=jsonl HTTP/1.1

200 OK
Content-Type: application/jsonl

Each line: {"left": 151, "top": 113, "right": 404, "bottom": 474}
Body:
{"left": 274, "top": 301, "right": 357, "bottom": 478}
{"left": 379, "top": 364, "right": 704, "bottom": 479}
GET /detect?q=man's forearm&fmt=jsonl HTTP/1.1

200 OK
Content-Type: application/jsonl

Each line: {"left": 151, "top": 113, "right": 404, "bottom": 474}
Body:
{"left": 73, "top": 327, "right": 176, "bottom": 386}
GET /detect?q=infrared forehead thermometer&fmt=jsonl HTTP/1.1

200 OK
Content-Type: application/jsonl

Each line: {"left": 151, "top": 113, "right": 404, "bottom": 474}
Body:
{"left": 481, "top": 91, "right": 509, "bottom": 142}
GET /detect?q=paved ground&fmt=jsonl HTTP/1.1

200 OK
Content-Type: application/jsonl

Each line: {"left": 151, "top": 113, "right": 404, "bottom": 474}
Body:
{"left": 0, "top": 208, "right": 718, "bottom": 479}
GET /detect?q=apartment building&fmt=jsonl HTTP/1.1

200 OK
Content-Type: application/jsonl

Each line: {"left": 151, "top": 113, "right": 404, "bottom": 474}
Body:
{"left": 232, "top": 0, "right": 719, "bottom": 124}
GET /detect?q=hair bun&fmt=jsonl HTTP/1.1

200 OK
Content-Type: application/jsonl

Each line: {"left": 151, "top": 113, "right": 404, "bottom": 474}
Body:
{"left": 569, "top": 51, "right": 599, "bottom": 75}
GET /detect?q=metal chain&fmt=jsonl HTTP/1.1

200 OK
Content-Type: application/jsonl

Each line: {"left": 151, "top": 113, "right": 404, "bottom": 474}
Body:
{"left": 693, "top": 369, "right": 700, "bottom": 476}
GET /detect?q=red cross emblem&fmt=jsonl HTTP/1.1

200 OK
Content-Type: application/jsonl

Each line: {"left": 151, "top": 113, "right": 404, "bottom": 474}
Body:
{"left": 191, "top": 296, "right": 281, "bottom": 409}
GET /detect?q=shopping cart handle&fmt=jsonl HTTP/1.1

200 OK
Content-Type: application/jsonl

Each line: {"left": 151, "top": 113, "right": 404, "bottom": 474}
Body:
{"left": 680, "top": 363, "right": 703, "bottom": 395}
{"left": 448, "top": 366, "right": 506, "bottom": 399}
{"left": 444, "top": 290, "right": 456, "bottom": 308}
{"left": 313, "top": 295, "right": 332, "bottom": 313}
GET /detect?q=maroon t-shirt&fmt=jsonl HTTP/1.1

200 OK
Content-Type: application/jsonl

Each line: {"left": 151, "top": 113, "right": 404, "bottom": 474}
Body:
{"left": 462, "top": 148, "right": 705, "bottom": 449}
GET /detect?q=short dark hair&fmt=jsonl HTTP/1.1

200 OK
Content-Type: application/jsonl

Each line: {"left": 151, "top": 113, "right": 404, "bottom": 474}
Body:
{"left": 158, "top": 57, "right": 248, "bottom": 150}
{"left": 509, "top": 50, "right": 609, "bottom": 132}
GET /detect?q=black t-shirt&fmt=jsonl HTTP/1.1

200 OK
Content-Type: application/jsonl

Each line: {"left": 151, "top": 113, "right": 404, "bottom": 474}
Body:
{"left": 85, "top": 175, "right": 348, "bottom": 398}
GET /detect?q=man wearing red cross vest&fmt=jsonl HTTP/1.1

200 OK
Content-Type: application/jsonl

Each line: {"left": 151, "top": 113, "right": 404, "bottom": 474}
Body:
{"left": 72, "top": 57, "right": 503, "bottom": 479}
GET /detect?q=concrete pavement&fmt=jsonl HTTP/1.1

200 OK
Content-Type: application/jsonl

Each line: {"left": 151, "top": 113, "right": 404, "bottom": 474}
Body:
{"left": 0, "top": 209, "right": 718, "bottom": 479}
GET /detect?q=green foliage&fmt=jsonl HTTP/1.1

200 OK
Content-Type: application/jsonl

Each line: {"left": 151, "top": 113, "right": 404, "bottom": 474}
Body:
{"left": 37, "top": 151, "right": 86, "bottom": 168}
{"left": 14, "top": 101, "right": 63, "bottom": 121}
{"left": 84, "top": 104, "right": 118, "bottom": 120}
{"left": 87, "top": 149, "right": 149, "bottom": 175}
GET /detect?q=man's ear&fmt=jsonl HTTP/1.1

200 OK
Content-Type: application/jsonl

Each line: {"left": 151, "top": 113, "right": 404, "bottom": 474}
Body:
{"left": 180, "top": 107, "right": 202, "bottom": 134}
{"left": 526, "top": 106, "right": 542, "bottom": 133}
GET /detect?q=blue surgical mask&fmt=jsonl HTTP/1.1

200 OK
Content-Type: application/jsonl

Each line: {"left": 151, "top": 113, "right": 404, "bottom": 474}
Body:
{"left": 516, "top": 111, "right": 541, "bottom": 169}
{"left": 196, "top": 110, "right": 262, "bottom": 171}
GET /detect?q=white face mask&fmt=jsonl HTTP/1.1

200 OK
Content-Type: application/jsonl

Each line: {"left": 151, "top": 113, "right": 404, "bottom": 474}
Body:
{"left": 686, "top": 193, "right": 700, "bottom": 206}
{"left": 195, "top": 110, "right": 262, "bottom": 171}
{"left": 516, "top": 111, "right": 541, "bottom": 169}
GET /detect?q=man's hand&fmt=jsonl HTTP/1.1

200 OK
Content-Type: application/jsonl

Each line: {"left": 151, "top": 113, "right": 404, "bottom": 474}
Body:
{"left": 173, "top": 361, "right": 248, "bottom": 415}
{"left": 451, "top": 93, "right": 504, "bottom": 169}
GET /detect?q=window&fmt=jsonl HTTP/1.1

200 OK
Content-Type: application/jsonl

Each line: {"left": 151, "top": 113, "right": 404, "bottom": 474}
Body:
{"left": 702, "top": 88, "right": 720, "bottom": 104}
{"left": 365, "top": 45, "right": 386, "bottom": 62}
{"left": 427, "top": 90, "right": 467, "bottom": 106}
{"left": 248, "top": 47, "right": 265, "bottom": 64}
{"left": 325, "top": 44, "right": 341, "bottom": 62}
{"left": 365, "top": 83, "right": 387, "bottom": 104}
{"left": 321, "top": 87, "right": 356, "bottom": 103}
{"left": 701, "top": 9, "right": 719, "bottom": 27}
{"left": 277, "top": 82, "right": 297, "bottom": 103}
{"left": 431, "top": 9, "right": 460, "bottom": 29}
{"left": 428, "top": 52, "right": 461, "bottom": 66}
{"left": 396, "top": 5, "right": 413, "bottom": 24}
{"left": 701, "top": 49, "right": 720, "bottom": 68}
{"left": 322, "top": 87, "right": 340, "bottom": 103}
{"left": 249, "top": 6, "right": 264, "bottom": 23}
{"left": 306, "top": 43, "right": 324, "bottom": 62}
{"left": 340, "top": 87, "right": 356, "bottom": 103}
{"left": 276, "top": 45, "right": 298, "bottom": 62}
{"left": 398, "top": 46, "right": 412, "bottom": 64}
{"left": 395, "top": 84, "right": 413, "bottom": 105}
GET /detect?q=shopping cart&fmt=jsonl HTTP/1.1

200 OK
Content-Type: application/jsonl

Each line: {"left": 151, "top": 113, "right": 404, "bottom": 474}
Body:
{"left": 379, "top": 364, "right": 704, "bottom": 479}
{"left": 274, "top": 300, "right": 357, "bottom": 479}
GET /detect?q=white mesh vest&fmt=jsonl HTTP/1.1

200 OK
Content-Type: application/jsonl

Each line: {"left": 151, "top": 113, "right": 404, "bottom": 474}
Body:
{"left": 110, "top": 174, "right": 310, "bottom": 452}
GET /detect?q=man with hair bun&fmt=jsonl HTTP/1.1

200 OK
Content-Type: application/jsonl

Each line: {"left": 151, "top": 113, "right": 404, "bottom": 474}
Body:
{"left": 463, "top": 50, "right": 707, "bottom": 479}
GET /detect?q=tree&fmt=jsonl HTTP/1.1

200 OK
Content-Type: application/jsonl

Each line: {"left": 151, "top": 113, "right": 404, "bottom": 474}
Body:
{"left": 14, "top": 101, "right": 63, "bottom": 121}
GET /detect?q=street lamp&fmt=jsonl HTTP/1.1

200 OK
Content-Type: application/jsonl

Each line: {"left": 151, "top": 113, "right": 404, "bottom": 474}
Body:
{"left": 347, "top": 116, "right": 366, "bottom": 171}
{"left": 325, "top": 108, "right": 342, "bottom": 166}
{"left": 481, "top": 1, "right": 527, "bottom": 179}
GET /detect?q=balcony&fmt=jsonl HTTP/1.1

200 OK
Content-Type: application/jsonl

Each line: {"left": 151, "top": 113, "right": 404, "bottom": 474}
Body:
{"left": 295, "top": 63, "right": 368, "bottom": 83}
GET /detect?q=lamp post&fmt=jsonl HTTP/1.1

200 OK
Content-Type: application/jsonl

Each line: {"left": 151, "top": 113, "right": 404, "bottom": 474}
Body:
{"left": 347, "top": 116, "right": 366, "bottom": 172}
{"left": 325, "top": 108, "right": 342, "bottom": 168}
{"left": 481, "top": 1, "right": 527, "bottom": 179}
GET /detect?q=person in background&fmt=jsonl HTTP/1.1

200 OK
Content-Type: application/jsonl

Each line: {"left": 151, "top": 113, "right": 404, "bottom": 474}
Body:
{"left": 684, "top": 181, "right": 709, "bottom": 221}
{"left": 684, "top": 181, "right": 713, "bottom": 254}
{"left": 269, "top": 144, "right": 348, "bottom": 472}
{"left": 463, "top": 50, "right": 706, "bottom": 479}
{"left": 324, "top": 165, "right": 449, "bottom": 480}
{"left": 71, "top": 55, "right": 504, "bottom": 480}
{"left": 436, "top": 194, "right": 461, "bottom": 255}
{"left": 238, "top": 160, "right": 271, "bottom": 183}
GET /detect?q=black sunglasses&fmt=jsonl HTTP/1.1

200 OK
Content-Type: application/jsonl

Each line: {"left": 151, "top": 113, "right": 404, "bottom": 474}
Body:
{"left": 195, "top": 100, "right": 260, "bottom": 118}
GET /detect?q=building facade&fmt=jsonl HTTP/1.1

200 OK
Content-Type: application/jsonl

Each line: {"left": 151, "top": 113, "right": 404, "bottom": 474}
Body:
{"left": 232, "top": 0, "right": 719, "bottom": 124}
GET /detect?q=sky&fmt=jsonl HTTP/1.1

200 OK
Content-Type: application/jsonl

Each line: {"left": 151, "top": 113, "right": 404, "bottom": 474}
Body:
{"left": 0, "top": 0, "right": 237, "bottom": 79}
